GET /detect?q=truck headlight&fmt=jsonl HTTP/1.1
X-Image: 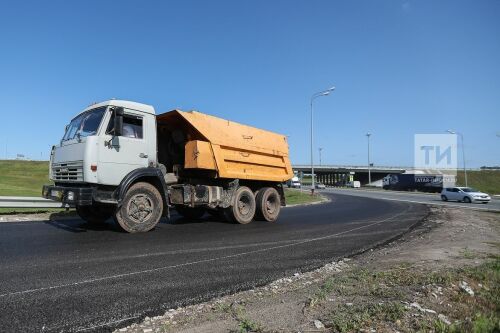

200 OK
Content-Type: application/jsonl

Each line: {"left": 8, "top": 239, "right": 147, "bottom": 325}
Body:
{"left": 67, "top": 191, "right": 75, "bottom": 201}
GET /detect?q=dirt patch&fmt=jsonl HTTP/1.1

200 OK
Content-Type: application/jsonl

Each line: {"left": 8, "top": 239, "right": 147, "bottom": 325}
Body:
{"left": 115, "top": 207, "right": 499, "bottom": 333}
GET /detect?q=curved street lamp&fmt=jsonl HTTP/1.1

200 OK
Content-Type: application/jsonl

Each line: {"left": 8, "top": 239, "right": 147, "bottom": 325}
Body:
{"left": 447, "top": 129, "right": 467, "bottom": 187}
{"left": 366, "top": 133, "right": 372, "bottom": 185}
{"left": 310, "top": 86, "right": 335, "bottom": 194}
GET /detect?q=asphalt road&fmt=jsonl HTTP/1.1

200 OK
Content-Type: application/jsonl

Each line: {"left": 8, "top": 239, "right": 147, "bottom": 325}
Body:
{"left": 322, "top": 188, "right": 500, "bottom": 212}
{"left": 0, "top": 193, "right": 427, "bottom": 332}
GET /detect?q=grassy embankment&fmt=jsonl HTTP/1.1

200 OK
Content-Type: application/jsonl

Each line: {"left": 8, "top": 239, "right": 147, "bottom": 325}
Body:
{"left": 456, "top": 170, "right": 500, "bottom": 195}
{"left": 0, "top": 160, "right": 322, "bottom": 214}
{"left": 0, "top": 160, "right": 49, "bottom": 196}
{"left": 0, "top": 160, "right": 62, "bottom": 214}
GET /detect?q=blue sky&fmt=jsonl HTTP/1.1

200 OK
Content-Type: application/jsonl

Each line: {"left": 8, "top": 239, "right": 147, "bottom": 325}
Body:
{"left": 0, "top": 0, "right": 499, "bottom": 167}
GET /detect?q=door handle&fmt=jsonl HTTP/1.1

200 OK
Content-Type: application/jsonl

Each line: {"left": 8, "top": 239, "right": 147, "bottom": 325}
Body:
{"left": 139, "top": 153, "right": 148, "bottom": 158}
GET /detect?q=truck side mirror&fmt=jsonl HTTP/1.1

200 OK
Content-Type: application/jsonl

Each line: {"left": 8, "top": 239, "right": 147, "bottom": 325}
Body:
{"left": 113, "top": 107, "right": 124, "bottom": 136}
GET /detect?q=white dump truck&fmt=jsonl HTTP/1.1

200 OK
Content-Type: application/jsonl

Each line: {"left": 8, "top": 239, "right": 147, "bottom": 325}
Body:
{"left": 43, "top": 100, "right": 293, "bottom": 232}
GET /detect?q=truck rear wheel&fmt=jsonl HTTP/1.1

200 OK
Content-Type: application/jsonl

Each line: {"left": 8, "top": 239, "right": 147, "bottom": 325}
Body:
{"left": 114, "top": 182, "right": 163, "bottom": 233}
{"left": 76, "top": 204, "right": 112, "bottom": 224}
{"left": 255, "top": 187, "right": 281, "bottom": 222}
{"left": 175, "top": 206, "right": 205, "bottom": 220}
{"left": 224, "top": 186, "right": 256, "bottom": 224}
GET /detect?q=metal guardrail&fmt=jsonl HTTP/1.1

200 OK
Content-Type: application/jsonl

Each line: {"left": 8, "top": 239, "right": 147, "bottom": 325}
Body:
{"left": 0, "top": 196, "right": 65, "bottom": 208}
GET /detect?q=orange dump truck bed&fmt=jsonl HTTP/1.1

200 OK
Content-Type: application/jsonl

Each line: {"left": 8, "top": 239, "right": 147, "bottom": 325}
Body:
{"left": 156, "top": 110, "right": 293, "bottom": 182}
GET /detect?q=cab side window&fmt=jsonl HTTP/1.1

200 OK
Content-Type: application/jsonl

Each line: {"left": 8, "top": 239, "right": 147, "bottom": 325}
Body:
{"left": 107, "top": 113, "right": 143, "bottom": 139}
{"left": 122, "top": 115, "right": 143, "bottom": 139}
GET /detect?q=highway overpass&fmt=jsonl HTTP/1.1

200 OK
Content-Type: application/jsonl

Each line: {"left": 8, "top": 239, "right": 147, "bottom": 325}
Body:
{"left": 292, "top": 165, "right": 407, "bottom": 185}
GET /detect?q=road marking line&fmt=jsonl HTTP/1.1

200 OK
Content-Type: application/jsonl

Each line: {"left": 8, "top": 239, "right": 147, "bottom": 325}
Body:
{"left": 325, "top": 189, "right": 499, "bottom": 212}
{"left": 341, "top": 194, "right": 498, "bottom": 212}
{"left": 0, "top": 206, "right": 413, "bottom": 298}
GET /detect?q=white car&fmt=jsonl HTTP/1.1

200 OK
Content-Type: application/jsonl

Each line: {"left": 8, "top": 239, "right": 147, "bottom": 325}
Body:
{"left": 315, "top": 183, "right": 326, "bottom": 189}
{"left": 441, "top": 187, "right": 491, "bottom": 204}
{"left": 286, "top": 180, "right": 301, "bottom": 188}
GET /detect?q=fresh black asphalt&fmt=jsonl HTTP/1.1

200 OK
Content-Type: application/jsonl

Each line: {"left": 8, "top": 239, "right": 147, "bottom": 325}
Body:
{"left": 324, "top": 188, "right": 500, "bottom": 212}
{"left": 0, "top": 193, "right": 428, "bottom": 332}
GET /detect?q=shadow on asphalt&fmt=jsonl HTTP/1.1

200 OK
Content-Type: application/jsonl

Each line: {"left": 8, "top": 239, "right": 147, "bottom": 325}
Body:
{"left": 164, "top": 214, "right": 230, "bottom": 225}
{"left": 44, "top": 213, "right": 231, "bottom": 233}
{"left": 44, "top": 218, "right": 122, "bottom": 233}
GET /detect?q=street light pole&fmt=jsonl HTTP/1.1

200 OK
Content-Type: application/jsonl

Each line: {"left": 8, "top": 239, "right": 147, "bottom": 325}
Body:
{"left": 447, "top": 130, "right": 467, "bottom": 187}
{"left": 366, "top": 133, "right": 371, "bottom": 185}
{"left": 310, "top": 86, "right": 335, "bottom": 194}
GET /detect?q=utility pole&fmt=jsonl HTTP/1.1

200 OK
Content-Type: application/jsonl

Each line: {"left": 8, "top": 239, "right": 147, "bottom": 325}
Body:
{"left": 366, "top": 133, "right": 371, "bottom": 185}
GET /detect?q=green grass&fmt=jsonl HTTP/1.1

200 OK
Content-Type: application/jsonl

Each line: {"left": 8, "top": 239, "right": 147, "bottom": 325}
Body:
{"left": 330, "top": 302, "right": 407, "bottom": 332}
{"left": 456, "top": 170, "right": 500, "bottom": 195}
{"left": 284, "top": 188, "right": 322, "bottom": 205}
{"left": 0, "top": 207, "right": 71, "bottom": 214}
{"left": 0, "top": 160, "right": 50, "bottom": 196}
{"left": 308, "top": 278, "right": 336, "bottom": 307}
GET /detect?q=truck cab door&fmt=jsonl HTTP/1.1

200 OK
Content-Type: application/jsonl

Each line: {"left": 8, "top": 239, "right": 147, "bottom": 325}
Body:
{"left": 98, "top": 109, "right": 154, "bottom": 185}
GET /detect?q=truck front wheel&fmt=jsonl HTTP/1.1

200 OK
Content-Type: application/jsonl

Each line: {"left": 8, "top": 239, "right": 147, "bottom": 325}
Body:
{"left": 114, "top": 182, "right": 163, "bottom": 233}
{"left": 255, "top": 187, "right": 281, "bottom": 222}
{"left": 224, "top": 186, "right": 256, "bottom": 224}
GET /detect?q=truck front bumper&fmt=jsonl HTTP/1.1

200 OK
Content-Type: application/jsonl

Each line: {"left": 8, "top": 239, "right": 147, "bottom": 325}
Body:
{"left": 42, "top": 185, "right": 94, "bottom": 206}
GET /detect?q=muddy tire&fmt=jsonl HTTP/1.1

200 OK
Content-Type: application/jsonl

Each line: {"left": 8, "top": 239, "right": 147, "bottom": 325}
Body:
{"left": 255, "top": 187, "right": 281, "bottom": 222}
{"left": 76, "top": 204, "right": 112, "bottom": 224}
{"left": 175, "top": 206, "right": 205, "bottom": 220}
{"left": 114, "top": 182, "right": 163, "bottom": 233}
{"left": 223, "top": 186, "right": 256, "bottom": 224}
{"left": 441, "top": 195, "right": 448, "bottom": 202}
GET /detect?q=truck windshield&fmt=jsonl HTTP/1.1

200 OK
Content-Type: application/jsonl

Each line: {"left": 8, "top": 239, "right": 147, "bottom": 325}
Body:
{"left": 62, "top": 107, "right": 107, "bottom": 141}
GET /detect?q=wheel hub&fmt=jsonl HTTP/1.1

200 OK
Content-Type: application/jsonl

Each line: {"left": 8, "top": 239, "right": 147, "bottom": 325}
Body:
{"left": 238, "top": 196, "right": 251, "bottom": 215}
{"left": 128, "top": 194, "right": 153, "bottom": 223}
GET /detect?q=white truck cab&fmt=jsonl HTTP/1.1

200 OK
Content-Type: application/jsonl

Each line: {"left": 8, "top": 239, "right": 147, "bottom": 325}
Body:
{"left": 50, "top": 100, "right": 157, "bottom": 186}
{"left": 43, "top": 100, "right": 171, "bottom": 233}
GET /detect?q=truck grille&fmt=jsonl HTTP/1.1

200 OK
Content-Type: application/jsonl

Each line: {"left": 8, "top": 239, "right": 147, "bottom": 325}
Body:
{"left": 52, "top": 161, "right": 84, "bottom": 182}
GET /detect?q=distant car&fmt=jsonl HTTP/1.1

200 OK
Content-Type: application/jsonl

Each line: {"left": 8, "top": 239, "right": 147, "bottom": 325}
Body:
{"left": 441, "top": 187, "right": 491, "bottom": 203}
{"left": 287, "top": 180, "right": 301, "bottom": 188}
{"left": 315, "top": 183, "right": 326, "bottom": 189}
{"left": 287, "top": 176, "right": 302, "bottom": 188}
{"left": 347, "top": 181, "right": 361, "bottom": 188}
